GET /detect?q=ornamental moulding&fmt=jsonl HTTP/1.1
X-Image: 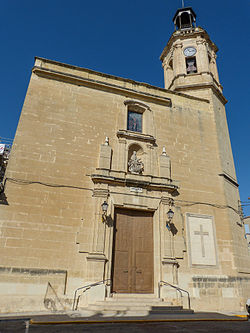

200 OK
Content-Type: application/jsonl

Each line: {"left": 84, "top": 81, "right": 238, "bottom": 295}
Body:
{"left": 124, "top": 99, "right": 152, "bottom": 112}
{"left": 117, "top": 130, "right": 156, "bottom": 144}
{"left": 91, "top": 172, "right": 179, "bottom": 194}
{"left": 32, "top": 67, "right": 171, "bottom": 107}
{"left": 174, "top": 82, "right": 227, "bottom": 105}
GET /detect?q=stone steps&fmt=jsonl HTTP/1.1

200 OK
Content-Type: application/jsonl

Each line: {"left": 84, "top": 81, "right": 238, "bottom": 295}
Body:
{"left": 93, "top": 295, "right": 169, "bottom": 310}
{"left": 78, "top": 296, "right": 194, "bottom": 316}
{"left": 86, "top": 303, "right": 152, "bottom": 312}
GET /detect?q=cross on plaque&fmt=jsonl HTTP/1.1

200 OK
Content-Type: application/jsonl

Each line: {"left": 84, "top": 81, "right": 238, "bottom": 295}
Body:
{"left": 194, "top": 225, "right": 209, "bottom": 257}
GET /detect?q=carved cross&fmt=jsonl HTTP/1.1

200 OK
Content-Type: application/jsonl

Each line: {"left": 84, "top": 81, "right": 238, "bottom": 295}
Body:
{"left": 194, "top": 225, "right": 209, "bottom": 257}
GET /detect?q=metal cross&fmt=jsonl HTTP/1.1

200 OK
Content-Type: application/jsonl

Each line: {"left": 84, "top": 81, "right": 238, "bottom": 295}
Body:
{"left": 194, "top": 225, "right": 209, "bottom": 258}
{"left": 182, "top": 0, "right": 185, "bottom": 7}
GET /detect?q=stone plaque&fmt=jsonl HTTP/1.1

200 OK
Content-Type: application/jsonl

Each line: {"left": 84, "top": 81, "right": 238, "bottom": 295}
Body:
{"left": 130, "top": 187, "right": 143, "bottom": 193}
{"left": 187, "top": 214, "right": 217, "bottom": 266}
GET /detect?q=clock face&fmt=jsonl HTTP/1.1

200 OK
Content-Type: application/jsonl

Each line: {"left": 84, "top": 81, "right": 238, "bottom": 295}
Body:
{"left": 184, "top": 47, "right": 197, "bottom": 57}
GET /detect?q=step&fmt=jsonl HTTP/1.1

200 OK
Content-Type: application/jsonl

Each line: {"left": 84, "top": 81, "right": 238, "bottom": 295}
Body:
{"left": 79, "top": 304, "right": 151, "bottom": 316}
{"left": 150, "top": 306, "right": 194, "bottom": 315}
{"left": 78, "top": 309, "right": 150, "bottom": 317}
{"left": 111, "top": 293, "right": 160, "bottom": 299}
{"left": 151, "top": 306, "right": 183, "bottom": 311}
{"left": 86, "top": 303, "right": 152, "bottom": 311}
{"left": 149, "top": 309, "right": 194, "bottom": 314}
{"left": 97, "top": 298, "right": 165, "bottom": 306}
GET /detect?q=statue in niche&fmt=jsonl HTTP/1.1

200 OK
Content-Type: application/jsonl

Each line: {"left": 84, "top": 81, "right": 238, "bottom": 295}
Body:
{"left": 128, "top": 151, "right": 144, "bottom": 175}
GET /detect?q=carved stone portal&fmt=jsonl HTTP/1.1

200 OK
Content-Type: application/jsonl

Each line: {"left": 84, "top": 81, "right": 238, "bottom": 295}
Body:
{"left": 128, "top": 151, "right": 144, "bottom": 175}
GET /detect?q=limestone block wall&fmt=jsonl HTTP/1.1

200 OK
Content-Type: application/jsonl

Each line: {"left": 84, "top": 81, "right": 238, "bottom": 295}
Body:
{"left": 0, "top": 57, "right": 248, "bottom": 312}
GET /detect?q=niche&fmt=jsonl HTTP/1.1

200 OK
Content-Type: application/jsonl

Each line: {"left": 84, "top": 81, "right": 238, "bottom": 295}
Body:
{"left": 127, "top": 144, "right": 144, "bottom": 175}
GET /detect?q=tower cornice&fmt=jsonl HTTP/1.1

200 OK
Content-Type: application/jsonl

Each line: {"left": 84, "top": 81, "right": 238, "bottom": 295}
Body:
{"left": 160, "top": 27, "right": 218, "bottom": 62}
{"left": 173, "top": 82, "right": 228, "bottom": 105}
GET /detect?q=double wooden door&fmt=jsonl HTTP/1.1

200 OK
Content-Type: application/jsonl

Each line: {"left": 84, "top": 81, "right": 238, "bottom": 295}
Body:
{"left": 112, "top": 208, "right": 154, "bottom": 293}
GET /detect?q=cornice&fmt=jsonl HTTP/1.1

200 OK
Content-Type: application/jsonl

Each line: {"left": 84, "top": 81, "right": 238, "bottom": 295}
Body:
{"left": 219, "top": 172, "right": 239, "bottom": 188}
{"left": 174, "top": 83, "right": 227, "bottom": 105}
{"left": 117, "top": 130, "right": 156, "bottom": 144}
{"left": 33, "top": 66, "right": 172, "bottom": 107}
{"left": 91, "top": 172, "right": 179, "bottom": 194}
{"left": 33, "top": 57, "right": 211, "bottom": 104}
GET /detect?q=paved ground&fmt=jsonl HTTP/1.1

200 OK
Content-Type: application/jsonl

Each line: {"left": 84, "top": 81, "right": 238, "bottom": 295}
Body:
{"left": 0, "top": 312, "right": 249, "bottom": 333}
{"left": 0, "top": 319, "right": 250, "bottom": 333}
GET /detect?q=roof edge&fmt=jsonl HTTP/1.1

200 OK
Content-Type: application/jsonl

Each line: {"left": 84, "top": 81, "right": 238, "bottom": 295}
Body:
{"left": 34, "top": 57, "right": 209, "bottom": 104}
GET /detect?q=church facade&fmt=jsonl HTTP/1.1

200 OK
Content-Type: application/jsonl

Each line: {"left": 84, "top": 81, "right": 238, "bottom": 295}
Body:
{"left": 0, "top": 7, "right": 249, "bottom": 313}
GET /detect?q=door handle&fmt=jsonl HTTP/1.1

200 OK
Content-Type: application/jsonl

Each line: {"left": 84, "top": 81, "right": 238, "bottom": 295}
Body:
{"left": 136, "top": 270, "right": 142, "bottom": 274}
{"left": 123, "top": 270, "right": 128, "bottom": 273}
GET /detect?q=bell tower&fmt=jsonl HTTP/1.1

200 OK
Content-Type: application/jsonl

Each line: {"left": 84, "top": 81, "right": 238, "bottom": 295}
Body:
{"left": 160, "top": 6, "right": 224, "bottom": 102}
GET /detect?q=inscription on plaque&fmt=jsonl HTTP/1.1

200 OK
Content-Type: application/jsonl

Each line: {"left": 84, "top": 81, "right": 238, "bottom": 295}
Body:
{"left": 130, "top": 187, "right": 143, "bottom": 193}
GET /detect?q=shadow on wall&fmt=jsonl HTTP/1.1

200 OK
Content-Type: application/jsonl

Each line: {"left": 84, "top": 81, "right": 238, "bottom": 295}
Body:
{"left": 105, "top": 215, "right": 114, "bottom": 228}
{"left": 0, "top": 192, "right": 8, "bottom": 205}
{"left": 44, "top": 282, "right": 66, "bottom": 312}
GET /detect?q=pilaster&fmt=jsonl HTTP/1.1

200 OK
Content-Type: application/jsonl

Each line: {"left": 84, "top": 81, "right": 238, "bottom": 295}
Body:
{"left": 164, "top": 64, "right": 174, "bottom": 90}
{"left": 196, "top": 36, "right": 210, "bottom": 73}
{"left": 159, "top": 147, "right": 171, "bottom": 179}
{"left": 210, "top": 51, "right": 220, "bottom": 83}
{"left": 86, "top": 188, "right": 109, "bottom": 281}
{"left": 173, "top": 42, "right": 185, "bottom": 77}
{"left": 99, "top": 137, "right": 112, "bottom": 170}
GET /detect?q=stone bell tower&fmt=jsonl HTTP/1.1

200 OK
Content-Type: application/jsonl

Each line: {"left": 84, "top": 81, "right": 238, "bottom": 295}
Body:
{"left": 159, "top": 6, "right": 250, "bottom": 310}
{"left": 160, "top": 7, "right": 224, "bottom": 103}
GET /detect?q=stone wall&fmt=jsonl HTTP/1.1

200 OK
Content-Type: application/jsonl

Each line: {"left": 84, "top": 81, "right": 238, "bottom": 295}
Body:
{"left": 0, "top": 57, "right": 248, "bottom": 313}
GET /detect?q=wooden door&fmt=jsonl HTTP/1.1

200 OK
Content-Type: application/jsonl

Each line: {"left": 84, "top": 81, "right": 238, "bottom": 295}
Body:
{"left": 112, "top": 208, "right": 154, "bottom": 293}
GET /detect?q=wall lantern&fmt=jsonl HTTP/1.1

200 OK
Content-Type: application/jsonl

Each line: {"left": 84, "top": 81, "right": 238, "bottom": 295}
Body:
{"left": 101, "top": 201, "right": 109, "bottom": 222}
{"left": 167, "top": 209, "right": 174, "bottom": 221}
{"left": 166, "top": 208, "right": 174, "bottom": 229}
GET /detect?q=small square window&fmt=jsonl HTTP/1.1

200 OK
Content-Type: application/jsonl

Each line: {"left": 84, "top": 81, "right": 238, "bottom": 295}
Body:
{"left": 186, "top": 57, "right": 197, "bottom": 74}
{"left": 127, "top": 111, "right": 142, "bottom": 133}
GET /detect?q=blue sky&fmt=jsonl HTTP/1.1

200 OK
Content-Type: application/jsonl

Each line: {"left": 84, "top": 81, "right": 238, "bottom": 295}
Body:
{"left": 1, "top": 0, "right": 249, "bottom": 215}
